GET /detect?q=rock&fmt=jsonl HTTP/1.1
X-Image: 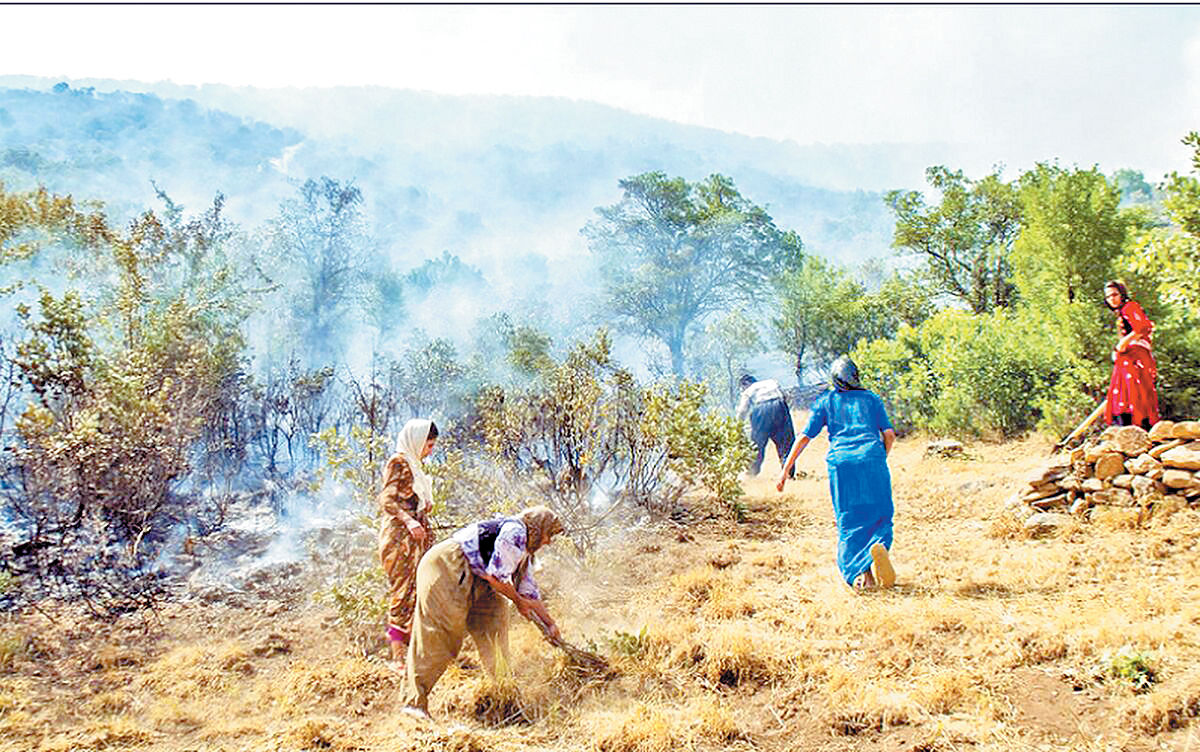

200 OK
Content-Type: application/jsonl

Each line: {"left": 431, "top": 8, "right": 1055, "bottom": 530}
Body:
{"left": 1094, "top": 453, "right": 1126, "bottom": 480}
{"left": 1162, "top": 469, "right": 1200, "bottom": 490}
{"left": 1172, "top": 421, "right": 1200, "bottom": 440}
{"left": 1108, "top": 426, "right": 1152, "bottom": 456}
{"left": 1099, "top": 425, "right": 1121, "bottom": 443}
{"left": 1111, "top": 474, "right": 1135, "bottom": 489}
{"left": 1125, "top": 453, "right": 1162, "bottom": 476}
{"left": 1023, "top": 483, "right": 1066, "bottom": 502}
{"left": 1070, "top": 447, "right": 1086, "bottom": 464}
{"left": 1030, "top": 493, "right": 1070, "bottom": 510}
{"left": 1024, "top": 465, "right": 1068, "bottom": 485}
{"left": 1131, "top": 475, "right": 1167, "bottom": 501}
{"left": 1149, "top": 466, "right": 1164, "bottom": 481}
{"left": 1069, "top": 497, "right": 1092, "bottom": 516}
{"left": 1081, "top": 477, "right": 1105, "bottom": 492}
{"left": 1150, "top": 439, "right": 1186, "bottom": 459}
{"left": 926, "top": 439, "right": 965, "bottom": 458}
{"left": 1058, "top": 476, "right": 1082, "bottom": 492}
{"left": 1024, "top": 512, "right": 1072, "bottom": 536}
{"left": 1090, "top": 488, "right": 1135, "bottom": 507}
{"left": 1160, "top": 442, "right": 1200, "bottom": 471}
{"left": 1085, "top": 442, "right": 1115, "bottom": 464}
{"left": 1148, "top": 421, "right": 1175, "bottom": 442}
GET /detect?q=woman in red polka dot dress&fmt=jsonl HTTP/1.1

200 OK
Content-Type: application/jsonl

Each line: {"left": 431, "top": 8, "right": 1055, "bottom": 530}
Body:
{"left": 1102, "top": 281, "right": 1159, "bottom": 430}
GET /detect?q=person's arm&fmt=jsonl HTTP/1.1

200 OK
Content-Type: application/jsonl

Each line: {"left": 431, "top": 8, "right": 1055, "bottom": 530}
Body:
{"left": 777, "top": 435, "right": 811, "bottom": 491}
{"left": 882, "top": 429, "right": 896, "bottom": 456}
{"left": 480, "top": 572, "right": 558, "bottom": 640}
{"left": 735, "top": 388, "right": 752, "bottom": 421}
{"left": 379, "top": 457, "right": 426, "bottom": 543}
{"left": 1117, "top": 302, "right": 1153, "bottom": 352}
{"left": 1116, "top": 329, "right": 1138, "bottom": 353}
{"left": 483, "top": 523, "right": 560, "bottom": 640}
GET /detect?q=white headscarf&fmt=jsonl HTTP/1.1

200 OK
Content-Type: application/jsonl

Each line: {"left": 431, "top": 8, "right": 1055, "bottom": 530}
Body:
{"left": 395, "top": 418, "right": 435, "bottom": 514}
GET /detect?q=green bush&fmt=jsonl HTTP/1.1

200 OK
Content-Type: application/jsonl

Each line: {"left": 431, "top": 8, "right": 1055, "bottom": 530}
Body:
{"left": 643, "top": 381, "right": 754, "bottom": 518}
{"left": 853, "top": 309, "right": 1063, "bottom": 438}
{"left": 1101, "top": 646, "right": 1157, "bottom": 693}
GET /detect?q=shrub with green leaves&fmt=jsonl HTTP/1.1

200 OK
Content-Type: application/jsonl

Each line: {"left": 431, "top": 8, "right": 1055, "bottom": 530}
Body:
{"left": 1100, "top": 646, "right": 1157, "bottom": 693}
{"left": 853, "top": 309, "right": 1062, "bottom": 438}
{"left": 642, "top": 380, "right": 754, "bottom": 518}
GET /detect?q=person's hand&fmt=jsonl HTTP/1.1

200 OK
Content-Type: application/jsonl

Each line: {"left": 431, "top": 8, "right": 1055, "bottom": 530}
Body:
{"left": 544, "top": 619, "right": 561, "bottom": 642}
{"left": 406, "top": 521, "right": 427, "bottom": 543}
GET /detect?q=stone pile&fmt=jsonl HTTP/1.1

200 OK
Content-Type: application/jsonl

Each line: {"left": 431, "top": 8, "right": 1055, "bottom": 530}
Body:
{"left": 1011, "top": 420, "right": 1200, "bottom": 533}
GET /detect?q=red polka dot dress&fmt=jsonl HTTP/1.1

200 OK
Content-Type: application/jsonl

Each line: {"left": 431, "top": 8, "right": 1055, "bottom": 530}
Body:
{"left": 1104, "top": 300, "right": 1159, "bottom": 428}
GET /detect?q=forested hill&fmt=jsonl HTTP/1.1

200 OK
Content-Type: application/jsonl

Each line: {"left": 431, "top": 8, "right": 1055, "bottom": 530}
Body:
{"left": 0, "top": 78, "right": 906, "bottom": 271}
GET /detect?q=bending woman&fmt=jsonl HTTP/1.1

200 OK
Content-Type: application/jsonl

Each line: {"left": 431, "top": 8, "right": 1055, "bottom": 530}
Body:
{"left": 777, "top": 356, "right": 896, "bottom": 591}
{"left": 1103, "top": 281, "right": 1159, "bottom": 430}
{"left": 378, "top": 419, "right": 439, "bottom": 663}
{"left": 401, "top": 506, "right": 564, "bottom": 720}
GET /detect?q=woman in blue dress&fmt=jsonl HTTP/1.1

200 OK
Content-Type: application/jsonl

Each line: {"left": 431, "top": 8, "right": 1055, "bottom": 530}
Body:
{"left": 777, "top": 356, "right": 897, "bottom": 590}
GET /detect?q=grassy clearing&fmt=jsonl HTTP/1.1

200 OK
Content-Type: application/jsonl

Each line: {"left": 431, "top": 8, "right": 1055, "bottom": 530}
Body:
{"left": 4, "top": 431, "right": 1200, "bottom": 751}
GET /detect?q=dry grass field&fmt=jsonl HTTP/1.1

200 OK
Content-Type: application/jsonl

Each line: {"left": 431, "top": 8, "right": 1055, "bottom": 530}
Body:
{"left": 4, "top": 430, "right": 1200, "bottom": 751}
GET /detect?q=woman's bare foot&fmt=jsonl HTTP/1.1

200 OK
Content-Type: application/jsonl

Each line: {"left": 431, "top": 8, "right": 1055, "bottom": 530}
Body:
{"left": 870, "top": 542, "right": 895, "bottom": 589}
{"left": 852, "top": 570, "right": 877, "bottom": 591}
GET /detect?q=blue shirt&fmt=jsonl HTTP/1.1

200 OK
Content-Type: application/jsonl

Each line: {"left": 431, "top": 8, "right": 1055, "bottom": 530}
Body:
{"left": 803, "top": 389, "right": 893, "bottom": 464}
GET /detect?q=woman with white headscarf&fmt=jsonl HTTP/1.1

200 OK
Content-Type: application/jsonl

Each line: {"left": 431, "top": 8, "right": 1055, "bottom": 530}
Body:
{"left": 378, "top": 418, "right": 439, "bottom": 663}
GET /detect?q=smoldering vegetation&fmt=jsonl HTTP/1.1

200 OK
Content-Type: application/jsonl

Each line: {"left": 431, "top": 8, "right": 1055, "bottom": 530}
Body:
{"left": 1, "top": 80, "right": 1199, "bottom": 648}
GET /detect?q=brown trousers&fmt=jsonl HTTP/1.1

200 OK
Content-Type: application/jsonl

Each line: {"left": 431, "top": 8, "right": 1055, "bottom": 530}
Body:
{"left": 401, "top": 539, "right": 511, "bottom": 710}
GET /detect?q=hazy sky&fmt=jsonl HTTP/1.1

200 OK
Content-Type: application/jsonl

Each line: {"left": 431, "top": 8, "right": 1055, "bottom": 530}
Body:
{"left": 5, "top": 4, "right": 1200, "bottom": 179}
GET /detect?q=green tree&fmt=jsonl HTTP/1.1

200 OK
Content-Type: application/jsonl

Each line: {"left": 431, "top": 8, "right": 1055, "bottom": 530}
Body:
{"left": 1122, "top": 132, "right": 1200, "bottom": 417}
{"left": 265, "top": 177, "right": 372, "bottom": 364}
{"left": 885, "top": 166, "right": 1020, "bottom": 313}
{"left": 1127, "top": 132, "right": 1200, "bottom": 315}
{"left": 690, "top": 308, "right": 763, "bottom": 409}
{"left": 1, "top": 185, "right": 247, "bottom": 613}
{"left": 584, "top": 172, "right": 803, "bottom": 375}
{"left": 1012, "top": 164, "right": 1136, "bottom": 368}
{"left": 772, "top": 256, "right": 898, "bottom": 383}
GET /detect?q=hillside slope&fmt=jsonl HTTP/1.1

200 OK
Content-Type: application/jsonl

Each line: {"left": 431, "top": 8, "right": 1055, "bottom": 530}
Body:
{"left": 3, "top": 433, "right": 1199, "bottom": 751}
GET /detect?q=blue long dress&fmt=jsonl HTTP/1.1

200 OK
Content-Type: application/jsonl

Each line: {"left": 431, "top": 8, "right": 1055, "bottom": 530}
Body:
{"left": 803, "top": 388, "right": 894, "bottom": 585}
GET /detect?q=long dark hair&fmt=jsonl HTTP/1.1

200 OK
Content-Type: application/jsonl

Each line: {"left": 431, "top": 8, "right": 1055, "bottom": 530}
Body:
{"left": 1104, "top": 280, "right": 1129, "bottom": 311}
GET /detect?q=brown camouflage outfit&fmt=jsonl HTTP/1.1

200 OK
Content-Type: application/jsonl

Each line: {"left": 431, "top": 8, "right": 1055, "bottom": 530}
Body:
{"left": 378, "top": 454, "right": 431, "bottom": 639}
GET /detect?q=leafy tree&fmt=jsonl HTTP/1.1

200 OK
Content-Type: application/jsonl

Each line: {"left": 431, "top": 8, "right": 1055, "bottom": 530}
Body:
{"left": 265, "top": 177, "right": 372, "bottom": 364}
{"left": 772, "top": 256, "right": 899, "bottom": 383}
{"left": 584, "top": 172, "right": 803, "bottom": 375}
{"left": 1112, "top": 168, "right": 1158, "bottom": 207}
{"left": 1122, "top": 132, "right": 1200, "bottom": 417}
{"left": 404, "top": 250, "right": 486, "bottom": 296}
{"left": 1012, "top": 164, "right": 1138, "bottom": 372}
{"left": 885, "top": 166, "right": 1020, "bottom": 313}
{"left": 1, "top": 185, "right": 248, "bottom": 614}
{"left": 689, "top": 308, "right": 762, "bottom": 409}
{"left": 852, "top": 309, "right": 1061, "bottom": 438}
{"left": 1127, "top": 132, "right": 1200, "bottom": 315}
{"left": 393, "top": 334, "right": 467, "bottom": 420}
